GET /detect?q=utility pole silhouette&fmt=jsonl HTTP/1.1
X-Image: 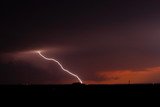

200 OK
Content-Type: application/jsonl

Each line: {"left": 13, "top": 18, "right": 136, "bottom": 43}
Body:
{"left": 128, "top": 80, "right": 131, "bottom": 84}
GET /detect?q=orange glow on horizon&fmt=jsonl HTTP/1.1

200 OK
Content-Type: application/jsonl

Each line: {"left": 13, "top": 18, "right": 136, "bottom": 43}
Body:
{"left": 86, "top": 67, "right": 160, "bottom": 84}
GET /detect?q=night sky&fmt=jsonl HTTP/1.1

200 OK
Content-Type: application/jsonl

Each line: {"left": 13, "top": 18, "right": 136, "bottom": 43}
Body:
{"left": 1, "top": 0, "right": 160, "bottom": 84}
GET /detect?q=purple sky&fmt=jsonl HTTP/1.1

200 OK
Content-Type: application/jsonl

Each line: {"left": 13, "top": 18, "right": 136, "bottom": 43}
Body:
{"left": 1, "top": 0, "right": 160, "bottom": 84}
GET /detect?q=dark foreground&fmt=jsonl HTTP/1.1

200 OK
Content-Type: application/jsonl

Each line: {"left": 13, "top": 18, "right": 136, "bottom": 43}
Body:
{"left": 1, "top": 84, "right": 160, "bottom": 105}
{"left": 1, "top": 84, "right": 160, "bottom": 98}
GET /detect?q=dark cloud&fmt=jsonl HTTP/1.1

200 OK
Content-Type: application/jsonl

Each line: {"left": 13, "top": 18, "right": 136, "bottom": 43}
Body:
{"left": 0, "top": 59, "right": 77, "bottom": 84}
{"left": 1, "top": 0, "right": 160, "bottom": 83}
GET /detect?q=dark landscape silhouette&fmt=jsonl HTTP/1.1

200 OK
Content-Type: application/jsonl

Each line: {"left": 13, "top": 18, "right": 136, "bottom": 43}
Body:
{"left": 1, "top": 83, "right": 160, "bottom": 98}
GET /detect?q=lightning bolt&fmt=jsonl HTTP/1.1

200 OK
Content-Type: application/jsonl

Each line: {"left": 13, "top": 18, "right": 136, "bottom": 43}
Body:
{"left": 36, "top": 51, "right": 83, "bottom": 84}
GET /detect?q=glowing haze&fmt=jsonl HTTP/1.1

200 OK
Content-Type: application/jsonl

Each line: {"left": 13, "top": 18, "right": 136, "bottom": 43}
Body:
{"left": 37, "top": 51, "right": 83, "bottom": 83}
{"left": 2, "top": 0, "right": 160, "bottom": 84}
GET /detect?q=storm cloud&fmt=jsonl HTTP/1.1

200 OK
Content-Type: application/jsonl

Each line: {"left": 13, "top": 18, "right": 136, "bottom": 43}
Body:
{"left": 1, "top": 0, "right": 160, "bottom": 84}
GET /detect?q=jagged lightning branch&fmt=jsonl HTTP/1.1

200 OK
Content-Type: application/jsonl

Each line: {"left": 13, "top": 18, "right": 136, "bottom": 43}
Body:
{"left": 36, "top": 51, "right": 83, "bottom": 83}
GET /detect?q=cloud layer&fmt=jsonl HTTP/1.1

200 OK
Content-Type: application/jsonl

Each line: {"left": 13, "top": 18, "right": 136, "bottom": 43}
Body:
{"left": 1, "top": 0, "right": 160, "bottom": 84}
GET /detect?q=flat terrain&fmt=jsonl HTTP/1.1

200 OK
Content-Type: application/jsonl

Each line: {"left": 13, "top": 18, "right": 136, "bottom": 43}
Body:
{"left": 0, "top": 84, "right": 160, "bottom": 97}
